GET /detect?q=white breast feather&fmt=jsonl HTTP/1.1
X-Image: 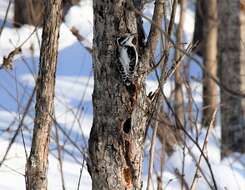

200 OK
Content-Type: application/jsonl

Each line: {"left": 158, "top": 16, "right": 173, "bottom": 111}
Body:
{"left": 119, "top": 47, "right": 130, "bottom": 73}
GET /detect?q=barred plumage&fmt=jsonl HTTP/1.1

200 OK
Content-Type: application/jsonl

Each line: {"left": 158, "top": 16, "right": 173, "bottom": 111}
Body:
{"left": 116, "top": 34, "right": 138, "bottom": 86}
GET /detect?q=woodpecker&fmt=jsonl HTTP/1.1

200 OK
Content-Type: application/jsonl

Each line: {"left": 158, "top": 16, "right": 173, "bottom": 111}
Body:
{"left": 116, "top": 34, "right": 138, "bottom": 86}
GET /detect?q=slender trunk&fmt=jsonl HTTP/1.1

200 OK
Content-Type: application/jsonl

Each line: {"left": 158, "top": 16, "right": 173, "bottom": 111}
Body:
{"left": 88, "top": 0, "right": 164, "bottom": 189}
{"left": 193, "top": 0, "right": 204, "bottom": 56}
{"left": 174, "top": 0, "right": 186, "bottom": 124}
{"left": 218, "top": 0, "right": 245, "bottom": 157}
{"left": 25, "top": 0, "right": 62, "bottom": 189}
{"left": 241, "top": 0, "right": 245, "bottom": 127}
{"left": 202, "top": 0, "right": 218, "bottom": 127}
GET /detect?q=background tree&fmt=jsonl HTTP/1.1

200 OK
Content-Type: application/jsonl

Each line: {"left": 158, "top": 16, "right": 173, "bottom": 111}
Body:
{"left": 193, "top": 0, "right": 204, "bottom": 56}
{"left": 14, "top": 0, "right": 79, "bottom": 27}
{"left": 202, "top": 0, "right": 218, "bottom": 127}
{"left": 14, "top": 0, "right": 43, "bottom": 27}
{"left": 218, "top": 0, "right": 245, "bottom": 157}
{"left": 193, "top": 0, "right": 218, "bottom": 127}
{"left": 25, "top": 0, "right": 62, "bottom": 189}
{"left": 174, "top": 0, "right": 186, "bottom": 124}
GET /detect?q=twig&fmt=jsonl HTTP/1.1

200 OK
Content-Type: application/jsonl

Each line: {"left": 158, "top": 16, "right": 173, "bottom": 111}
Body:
{"left": 69, "top": 27, "right": 92, "bottom": 53}
{"left": 190, "top": 109, "right": 217, "bottom": 190}
{"left": 0, "top": 0, "right": 12, "bottom": 37}
{"left": 175, "top": 168, "right": 189, "bottom": 190}
{"left": 146, "top": 108, "right": 160, "bottom": 190}
{"left": 133, "top": 7, "right": 245, "bottom": 98}
{"left": 0, "top": 27, "right": 38, "bottom": 71}
{"left": 52, "top": 116, "right": 87, "bottom": 158}
{"left": 1, "top": 47, "right": 22, "bottom": 70}
{"left": 76, "top": 158, "right": 85, "bottom": 190}
{"left": 162, "top": 92, "right": 218, "bottom": 190}
{"left": 181, "top": 141, "right": 186, "bottom": 190}
{"left": 149, "top": 43, "right": 218, "bottom": 189}
{"left": 167, "top": 0, "right": 178, "bottom": 36}
{"left": 0, "top": 86, "right": 36, "bottom": 168}
{"left": 54, "top": 120, "right": 66, "bottom": 190}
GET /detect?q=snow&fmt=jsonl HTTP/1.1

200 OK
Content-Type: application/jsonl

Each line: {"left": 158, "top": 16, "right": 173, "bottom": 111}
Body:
{"left": 65, "top": 0, "right": 93, "bottom": 49}
{"left": 0, "top": 138, "right": 92, "bottom": 190}
{"left": 0, "top": 0, "right": 245, "bottom": 190}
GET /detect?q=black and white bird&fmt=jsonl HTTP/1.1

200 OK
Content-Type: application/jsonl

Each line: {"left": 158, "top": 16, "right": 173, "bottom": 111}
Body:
{"left": 116, "top": 34, "right": 138, "bottom": 86}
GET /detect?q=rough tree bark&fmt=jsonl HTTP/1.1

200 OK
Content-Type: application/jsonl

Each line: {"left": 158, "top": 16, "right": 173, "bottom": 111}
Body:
{"left": 218, "top": 0, "right": 245, "bottom": 157}
{"left": 25, "top": 0, "right": 62, "bottom": 189}
{"left": 202, "top": 0, "right": 218, "bottom": 127}
{"left": 88, "top": 0, "right": 164, "bottom": 189}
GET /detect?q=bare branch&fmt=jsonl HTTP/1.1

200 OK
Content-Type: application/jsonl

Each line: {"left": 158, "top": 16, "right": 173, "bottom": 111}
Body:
{"left": 190, "top": 109, "right": 217, "bottom": 190}
{"left": 0, "top": 0, "right": 12, "bottom": 38}
{"left": 70, "top": 27, "right": 92, "bottom": 54}
{"left": 0, "top": 86, "right": 36, "bottom": 168}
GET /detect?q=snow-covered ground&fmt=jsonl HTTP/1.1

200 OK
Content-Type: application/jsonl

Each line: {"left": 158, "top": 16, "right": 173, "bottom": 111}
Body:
{"left": 0, "top": 0, "right": 245, "bottom": 190}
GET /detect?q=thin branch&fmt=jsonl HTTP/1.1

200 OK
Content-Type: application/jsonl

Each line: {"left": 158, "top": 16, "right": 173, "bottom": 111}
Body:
{"left": 190, "top": 109, "right": 217, "bottom": 190}
{"left": 1, "top": 27, "right": 38, "bottom": 70}
{"left": 76, "top": 158, "right": 85, "bottom": 190}
{"left": 162, "top": 92, "right": 218, "bottom": 190}
{"left": 0, "top": 0, "right": 12, "bottom": 38}
{"left": 54, "top": 120, "right": 66, "bottom": 190}
{"left": 149, "top": 42, "right": 218, "bottom": 189}
{"left": 133, "top": 7, "right": 245, "bottom": 98}
{"left": 167, "top": 0, "right": 178, "bottom": 36}
{"left": 175, "top": 168, "right": 189, "bottom": 190}
{"left": 0, "top": 86, "right": 36, "bottom": 168}
{"left": 146, "top": 107, "right": 160, "bottom": 190}
{"left": 69, "top": 26, "right": 92, "bottom": 54}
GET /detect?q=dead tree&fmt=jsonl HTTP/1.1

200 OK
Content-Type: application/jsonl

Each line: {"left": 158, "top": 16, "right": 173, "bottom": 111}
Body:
{"left": 25, "top": 0, "right": 62, "bottom": 189}
{"left": 88, "top": 0, "right": 164, "bottom": 189}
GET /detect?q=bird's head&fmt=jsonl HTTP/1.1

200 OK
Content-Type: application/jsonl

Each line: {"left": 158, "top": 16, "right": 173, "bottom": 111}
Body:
{"left": 117, "top": 33, "right": 136, "bottom": 46}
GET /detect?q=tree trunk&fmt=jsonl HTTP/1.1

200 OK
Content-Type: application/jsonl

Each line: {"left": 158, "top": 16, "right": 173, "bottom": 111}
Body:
{"left": 14, "top": 0, "right": 79, "bottom": 27}
{"left": 25, "top": 0, "right": 62, "bottom": 189}
{"left": 218, "top": 0, "right": 245, "bottom": 157}
{"left": 193, "top": 0, "right": 204, "bottom": 56}
{"left": 14, "top": 0, "right": 44, "bottom": 27}
{"left": 202, "top": 0, "right": 218, "bottom": 127}
{"left": 174, "top": 0, "right": 186, "bottom": 124}
{"left": 88, "top": 0, "right": 164, "bottom": 189}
